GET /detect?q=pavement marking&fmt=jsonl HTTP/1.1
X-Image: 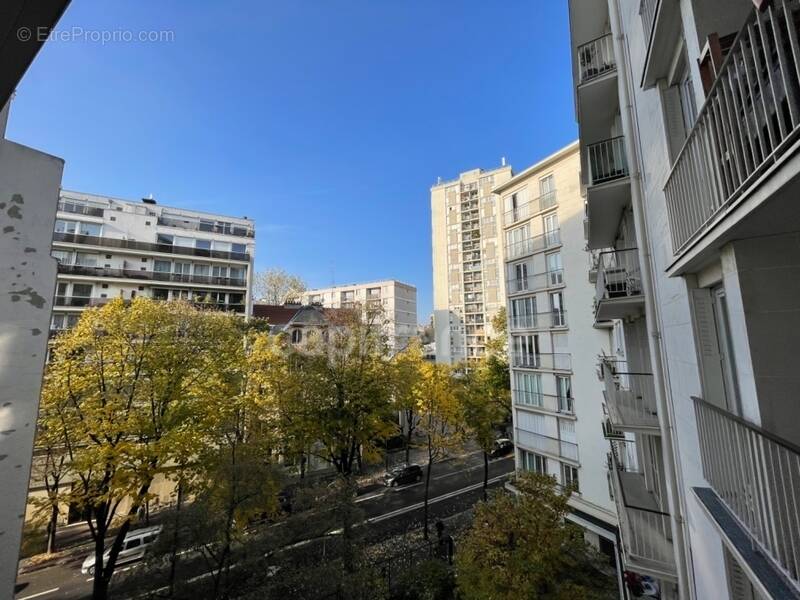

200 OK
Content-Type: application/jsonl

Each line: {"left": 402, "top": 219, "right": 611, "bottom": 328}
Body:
{"left": 18, "top": 588, "right": 60, "bottom": 600}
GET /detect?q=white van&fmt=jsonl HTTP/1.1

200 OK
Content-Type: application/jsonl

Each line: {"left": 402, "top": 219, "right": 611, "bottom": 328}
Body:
{"left": 81, "top": 525, "right": 162, "bottom": 575}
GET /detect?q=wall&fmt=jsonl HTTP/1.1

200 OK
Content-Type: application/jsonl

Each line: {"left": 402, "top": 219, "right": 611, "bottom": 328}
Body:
{"left": 0, "top": 137, "right": 63, "bottom": 595}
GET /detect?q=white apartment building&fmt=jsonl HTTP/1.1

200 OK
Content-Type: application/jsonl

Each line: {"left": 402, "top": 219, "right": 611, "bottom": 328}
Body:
{"left": 50, "top": 190, "right": 254, "bottom": 334}
{"left": 570, "top": 1, "right": 800, "bottom": 598}
{"left": 497, "top": 142, "right": 622, "bottom": 578}
{"left": 431, "top": 164, "right": 513, "bottom": 364}
{"left": 301, "top": 280, "right": 417, "bottom": 352}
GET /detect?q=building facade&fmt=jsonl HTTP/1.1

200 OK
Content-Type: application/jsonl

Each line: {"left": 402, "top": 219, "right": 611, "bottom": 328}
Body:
{"left": 497, "top": 142, "right": 622, "bottom": 576}
{"left": 300, "top": 280, "right": 417, "bottom": 352}
{"left": 431, "top": 164, "right": 513, "bottom": 364}
{"left": 570, "top": 1, "right": 800, "bottom": 598}
{"left": 50, "top": 190, "right": 255, "bottom": 335}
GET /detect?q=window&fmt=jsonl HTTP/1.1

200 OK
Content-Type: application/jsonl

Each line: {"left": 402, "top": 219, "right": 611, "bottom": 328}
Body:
{"left": 229, "top": 266, "right": 245, "bottom": 281}
{"left": 556, "top": 376, "right": 573, "bottom": 413}
{"left": 79, "top": 222, "right": 101, "bottom": 236}
{"left": 173, "top": 262, "right": 191, "bottom": 278}
{"left": 72, "top": 283, "right": 93, "bottom": 298}
{"left": 291, "top": 329, "right": 303, "bottom": 344}
{"left": 546, "top": 253, "right": 563, "bottom": 285}
{"left": 154, "top": 260, "right": 171, "bottom": 273}
{"left": 231, "top": 243, "right": 247, "bottom": 255}
{"left": 194, "top": 239, "right": 211, "bottom": 251}
{"left": 543, "top": 214, "right": 559, "bottom": 246}
{"left": 55, "top": 219, "right": 77, "bottom": 234}
{"left": 511, "top": 297, "right": 536, "bottom": 329}
{"left": 521, "top": 450, "right": 547, "bottom": 475}
{"left": 539, "top": 175, "right": 556, "bottom": 209}
{"left": 562, "top": 464, "right": 579, "bottom": 491}
{"left": 193, "top": 264, "right": 210, "bottom": 277}
{"left": 75, "top": 252, "right": 98, "bottom": 267}
{"left": 152, "top": 289, "right": 169, "bottom": 301}
{"left": 157, "top": 233, "right": 174, "bottom": 245}
{"left": 125, "top": 538, "right": 142, "bottom": 550}
{"left": 514, "top": 371, "right": 542, "bottom": 406}
{"left": 512, "top": 334, "right": 539, "bottom": 367}
{"left": 51, "top": 250, "right": 71, "bottom": 264}
{"left": 550, "top": 292, "right": 565, "bottom": 326}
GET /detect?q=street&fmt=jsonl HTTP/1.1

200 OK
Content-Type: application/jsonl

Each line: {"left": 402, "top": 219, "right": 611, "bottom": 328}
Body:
{"left": 15, "top": 452, "right": 515, "bottom": 600}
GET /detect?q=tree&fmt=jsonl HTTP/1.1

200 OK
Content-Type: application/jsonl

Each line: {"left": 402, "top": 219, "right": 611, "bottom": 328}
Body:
{"left": 41, "top": 298, "right": 241, "bottom": 600}
{"left": 253, "top": 267, "right": 307, "bottom": 305}
{"left": 416, "top": 362, "right": 463, "bottom": 539}
{"left": 390, "top": 339, "right": 426, "bottom": 462}
{"left": 455, "top": 472, "right": 617, "bottom": 600}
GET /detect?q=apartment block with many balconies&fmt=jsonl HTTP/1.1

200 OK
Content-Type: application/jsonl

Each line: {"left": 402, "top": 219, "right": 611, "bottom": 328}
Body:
{"left": 300, "top": 280, "right": 417, "bottom": 353}
{"left": 497, "top": 141, "right": 624, "bottom": 582}
{"left": 570, "top": 0, "right": 800, "bottom": 598}
{"left": 50, "top": 190, "right": 254, "bottom": 335}
{"left": 431, "top": 164, "right": 513, "bottom": 365}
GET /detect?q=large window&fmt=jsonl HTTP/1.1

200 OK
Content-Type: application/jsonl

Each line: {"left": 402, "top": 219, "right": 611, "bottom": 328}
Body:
{"left": 550, "top": 292, "right": 565, "bottom": 327}
{"left": 520, "top": 450, "right": 547, "bottom": 475}
{"left": 546, "top": 252, "right": 563, "bottom": 286}
{"left": 512, "top": 334, "right": 539, "bottom": 367}
{"left": 562, "top": 464, "right": 579, "bottom": 492}
{"left": 556, "top": 375, "right": 573, "bottom": 413}
{"left": 55, "top": 220, "right": 101, "bottom": 236}
{"left": 543, "top": 214, "right": 559, "bottom": 246}
{"left": 514, "top": 371, "right": 543, "bottom": 406}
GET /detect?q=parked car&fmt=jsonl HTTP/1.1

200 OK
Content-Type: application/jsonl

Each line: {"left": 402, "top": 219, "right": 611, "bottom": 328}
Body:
{"left": 490, "top": 438, "right": 514, "bottom": 458}
{"left": 81, "top": 525, "right": 162, "bottom": 575}
{"left": 383, "top": 463, "right": 423, "bottom": 487}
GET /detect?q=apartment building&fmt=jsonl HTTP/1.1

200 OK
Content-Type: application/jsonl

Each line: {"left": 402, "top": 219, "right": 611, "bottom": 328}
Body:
{"left": 570, "top": 1, "right": 800, "bottom": 598}
{"left": 50, "top": 189, "right": 254, "bottom": 335}
{"left": 497, "top": 142, "right": 622, "bottom": 576}
{"left": 300, "top": 280, "right": 417, "bottom": 352}
{"left": 431, "top": 164, "right": 513, "bottom": 364}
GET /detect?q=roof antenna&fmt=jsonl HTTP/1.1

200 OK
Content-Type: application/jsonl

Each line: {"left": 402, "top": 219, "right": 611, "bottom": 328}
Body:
{"left": 501, "top": 156, "right": 507, "bottom": 167}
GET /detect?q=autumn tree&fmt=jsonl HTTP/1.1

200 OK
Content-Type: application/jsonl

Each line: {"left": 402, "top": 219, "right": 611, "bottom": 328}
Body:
{"left": 389, "top": 339, "right": 426, "bottom": 462}
{"left": 41, "top": 298, "right": 242, "bottom": 600}
{"left": 253, "top": 267, "right": 307, "bottom": 305}
{"left": 416, "top": 362, "right": 463, "bottom": 539}
{"left": 456, "top": 472, "right": 617, "bottom": 600}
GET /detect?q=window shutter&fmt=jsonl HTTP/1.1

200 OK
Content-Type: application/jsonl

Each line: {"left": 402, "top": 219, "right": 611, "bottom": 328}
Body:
{"left": 662, "top": 83, "right": 687, "bottom": 162}
{"left": 724, "top": 548, "right": 765, "bottom": 600}
{"left": 690, "top": 288, "right": 726, "bottom": 408}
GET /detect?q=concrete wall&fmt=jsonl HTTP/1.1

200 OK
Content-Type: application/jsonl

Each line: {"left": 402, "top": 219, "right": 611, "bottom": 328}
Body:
{"left": 0, "top": 137, "right": 63, "bottom": 595}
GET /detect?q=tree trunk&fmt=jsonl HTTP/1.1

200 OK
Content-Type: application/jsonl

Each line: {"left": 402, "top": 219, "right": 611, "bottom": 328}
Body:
{"left": 404, "top": 418, "right": 413, "bottom": 463}
{"left": 46, "top": 504, "right": 58, "bottom": 554}
{"left": 483, "top": 451, "right": 489, "bottom": 502}
{"left": 423, "top": 458, "right": 433, "bottom": 540}
{"left": 168, "top": 481, "right": 184, "bottom": 597}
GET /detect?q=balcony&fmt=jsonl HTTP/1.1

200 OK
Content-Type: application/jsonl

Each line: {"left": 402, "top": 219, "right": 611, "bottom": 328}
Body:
{"left": 585, "top": 137, "right": 632, "bottom": 249}
{"left": 502, "top": 190, "right": 558, "bottom": 227}
{"left": 664, "top": 2, "right": 800, "bottom": 263}
{"left": 514, "top": 390, "right": 574, "bottom": 417}
{"left": 58, "top": 200, "right": 104, "bottom": 217}
{"left": 601, "top": 358, "right": 659, "bottom": 431}
{"left": 609, "top": 445, "right": 676, "bottom": 580}
{"left": 57, "top": 263, "right": 247, "bottom": 288}
{"left": 53, "top": 232, "right": 250, "bottom": 262}
{"left": 510, "top": 352, "right": 571, "bottom": 372}
{"left": 693, "top": 396, "right": 800, "bottom": 594}
{"left": 577, "top": 33, "right": 616, "bottom": 84}
{"left": 504, "top": 229, "right": 561, "bottom": 261}
{"left": 509, "top": 310, "right": 567, "bottom": 332}
{"left": 53, "top": 295, "right": 95, "bottom": 308}
{"left": 507, "top": 269, "right": 564, "bottom": 295}
{"left": 639, "top": 0, "right": 682, "bottom": 88}
{"left": 157, "top": 215, "right": 254, "bottom": 238}
{"left": 515, "top": 428, "right": 579, "bottom": 463}
{"left": 594, "top": 248, "right": 644, "bottom": 321}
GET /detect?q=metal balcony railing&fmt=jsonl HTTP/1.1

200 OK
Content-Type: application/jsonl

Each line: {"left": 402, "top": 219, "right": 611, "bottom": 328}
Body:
{"left": 578, "top": 33, "right": 616, "bottom": 83}
{"left": 510, "top": 352, "right": 572, "bottom": 371}
{"left": 56, "top": 263, "right": 247, "bottom": 288}
{"left": 53, "top": 232, "right": 250, "bottom": 262}
{"left": 664, "top": 1, "right": 800, "bottom": 254}
{"left": 502, "top": 190, "right": 558, "bottom": 226}
{"left": 506, "top": 269, "right": 564, "bottom": 295}
{"left": 640, "top": 0, "right": 659, "bottom": 44}
{"left": 694, "top": 396, "right": 800, "bottom": 587}
{"left": 601, "top": 358, "right": 659, "bottom": 430}
{"left": 513, "top": 390, "right": 574, "bottom": 415}
{"left": 157, "top": 215, "right": 254, "bottom": 238}
{"left": 595, "top": 248, "right": 642, "bottom": 304}
{"left": 509, "top": 310, "right": 567, "bottom": 331}
{"left": 587, "top": 136, "right": 630, "bottom": 185}
{"left": 53, "top": 296, "right": 95, "bottom": 307}
{"left": 58, "top": 200, "right": 104, "bottom": 217}
{"left": 609, "top": 445, "right": 676, "bottom": 574}
{"left": 516, "top": 428, "right": 579, "bottom": 462}
{"left": 504, "top": 229, "right": 561, "bottom": 260}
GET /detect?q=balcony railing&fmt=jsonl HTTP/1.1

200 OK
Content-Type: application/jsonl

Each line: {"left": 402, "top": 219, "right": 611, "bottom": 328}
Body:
{"left": 595, "top": 248, "right": 642, "bottom": 304}
{"left": 587, "top": 137, "right": 629, "bottom": 185}
{"left": 510, "top": 352, "right": 571, "bottom": 372}
{"left": 609, "top": 445, "right": 676, "bottom": 575}
{"left": 516, "top": 428, "right": 579, "bottom": 462}
{"left": 58, "top": 200, "right": 104, "bottom": 217}
{"left": 157, "top": 216, "right": 255, "bottom": 238}
{"left": 53, "top": 295, "right": 95, "bottom": 307}
{"left": 57, "top": 263, "right": 247, "bottom": 288}
{"left": 506, "top": 269, "right": 564, "bottom": 294}
{"left": 513, "top": 390, "right": 574, "bottom": 415}
{"left": 664, "top": 2, "right": 800, "bottom": 254}
{"left": 502, "top": 190, "right": 558, "bottom": 226}
{"left": 509, "top": 310, "right": 567, "bottom": 331}
{"left": 694, "top": 396, "right": 800, "bottom": 588}
{"left": 601, "top": 359, "right": 659, "bottom": 430}
{"left": 53, "top": 232, "right": 250, "bottom": 262}
{"left": 578, "top": 33, "right": 616, "bottom": 84}
{"left": 504, "top": 229, "right": 561, "bottom": 260}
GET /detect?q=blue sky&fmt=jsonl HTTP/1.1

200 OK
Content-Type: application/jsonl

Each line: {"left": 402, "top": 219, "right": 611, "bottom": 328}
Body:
{"left": 8, "top": 0, "right": 577, "bottom": 322}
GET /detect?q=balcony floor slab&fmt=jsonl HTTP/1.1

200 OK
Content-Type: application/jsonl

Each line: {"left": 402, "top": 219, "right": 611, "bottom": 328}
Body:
{"left": 586, "top": 176, "right": 631, "bottom": 250}
{"left": 595, "top": 295, "right": 644, "bottom": 321}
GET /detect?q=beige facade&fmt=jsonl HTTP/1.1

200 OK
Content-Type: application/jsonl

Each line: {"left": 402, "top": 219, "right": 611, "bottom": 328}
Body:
{"left": 430, "top": 164, "right": 513, "bottom": 364}
{"left": 300, "top": 279, "right": 417, "bottom": 352}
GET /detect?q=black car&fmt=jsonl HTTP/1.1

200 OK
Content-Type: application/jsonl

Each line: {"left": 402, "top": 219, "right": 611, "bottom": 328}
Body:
{"left": 383, "top": 464, "right": 423, "bottom": 487}
{"left": 490, "top": 438, "right": 514, "bottom": 458}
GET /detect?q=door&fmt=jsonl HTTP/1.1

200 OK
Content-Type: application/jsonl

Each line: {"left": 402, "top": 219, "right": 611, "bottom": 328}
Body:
{"left": 690, "top": 288, "right": 729, "bottom": 411}
{"left": 713, "top": 287, "right": 741, "bottom": 416}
